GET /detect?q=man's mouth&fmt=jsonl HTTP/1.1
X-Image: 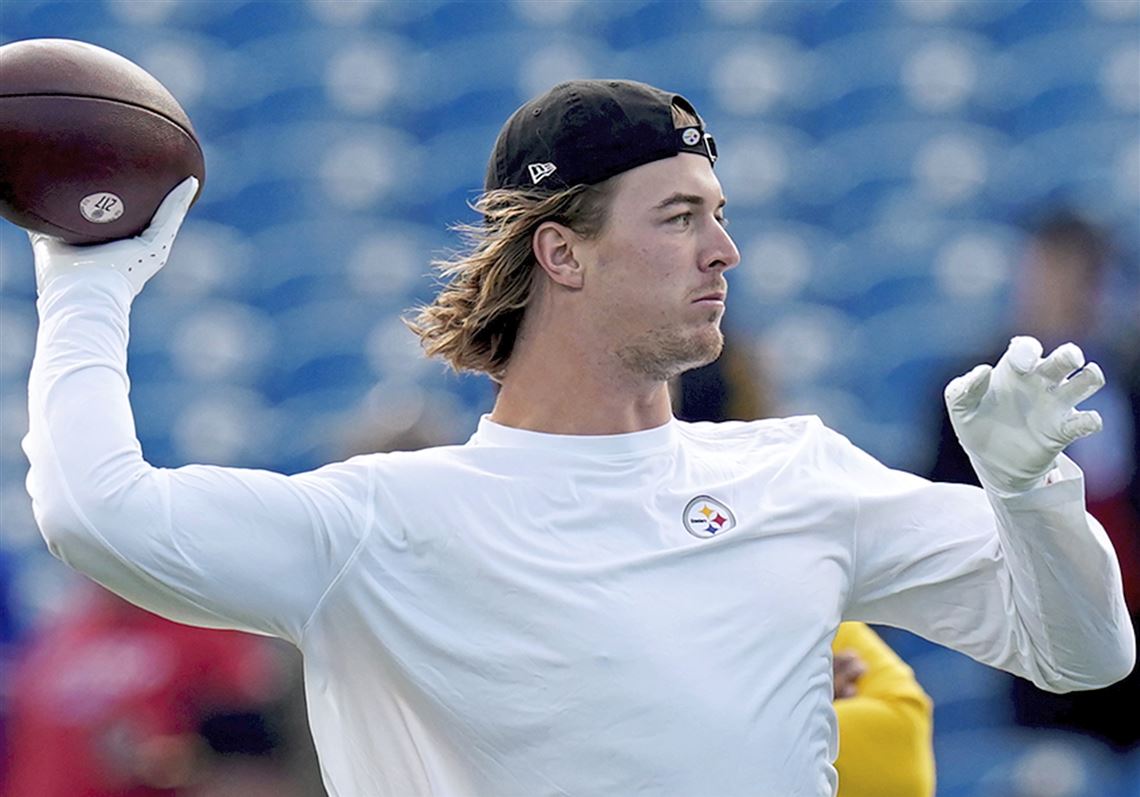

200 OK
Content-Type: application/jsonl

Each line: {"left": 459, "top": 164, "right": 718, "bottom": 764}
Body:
{"left": 692, "top": 290, "right": 727, "bottom": 305}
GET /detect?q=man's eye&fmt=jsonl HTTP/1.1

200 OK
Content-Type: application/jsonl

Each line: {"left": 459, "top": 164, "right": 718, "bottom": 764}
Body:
{"left": 716, "top": 215, "right": 729, "bottom": 228}
{"left": 669, "top": 213, "right": 692, "bottom": 228}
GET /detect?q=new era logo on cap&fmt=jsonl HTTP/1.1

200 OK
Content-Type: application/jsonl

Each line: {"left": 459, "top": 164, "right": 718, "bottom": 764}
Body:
{"left": 528, "top": 162, "right": 557, "bottom": 184}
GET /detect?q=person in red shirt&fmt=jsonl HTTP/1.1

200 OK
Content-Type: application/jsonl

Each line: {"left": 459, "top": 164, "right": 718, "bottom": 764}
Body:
{"left": 3, "top": 580, "right": 285, "bottom": 797}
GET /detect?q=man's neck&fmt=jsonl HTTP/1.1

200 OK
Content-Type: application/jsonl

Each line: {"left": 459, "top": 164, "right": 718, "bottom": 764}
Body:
{"left": 490, "top": 342, "right": 674, "bottom": 435}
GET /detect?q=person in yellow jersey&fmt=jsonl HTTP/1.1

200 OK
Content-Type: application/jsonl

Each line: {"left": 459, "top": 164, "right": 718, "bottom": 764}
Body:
{"left": 832, "top": 622, "right": 935, "bottom": 797}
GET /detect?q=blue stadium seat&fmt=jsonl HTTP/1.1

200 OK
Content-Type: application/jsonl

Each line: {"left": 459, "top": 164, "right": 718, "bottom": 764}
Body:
{"left": 0, "top": 226, "right": 36, "bottom": 299}
{"left": 844, "top": 297, "right": 1005, "bottom": 435}
{"left": 731, "top": 221, "right": 842, "bottom": 307}
{"left": 274, "top": 351, "right": 374, "bottom": 404}
{"left": 985, "top": 0, "right": 1103, "bottom": 45}
{"left": 612, "top": 33, "right": 807, "bottom": 125}
{"left": 2, "top": 0, "right": 110, "bottom": 34}
{"left": 128, "top": 380, "right": 258, "bottom": 468}
{"left": 232, "top": 29, "right": 420, "bottom": 124}
{"left": 993, "top": 120, "right": 1139, "bottom": 217}
{"left": 713, "top": 121, "right": 816, "bottom": 211}
{"left": 820, "top": 119, "right": 1010, "bottom": 202}
{"left": 243, "top": 217, "right": 440, "bottom": 309}
{"left": 195, "top": 0, "right": 313, "bottom": 44}
{"left": 988, "top": 25, "right": 1138, "bottom": 124}
{"left": 412, "top": 0, "right": 525, "bottom": 44}
{"left": 699, "top": 0, "right": 825, "bottom": 44}
{"left": 270, "top": 296, "right": 386, "bottom": 370}
{"left": 935, "top": 726, "right": 1129, "bottom": 797}
{"left": 271, "top": 383, "right": 382, "bottom": 470}
{"left": 808, "top": 28, "right": 993, "bottom": 133}
{"left": 420, "top": 123, "right": 503, "bottom": 208}
{"left": 810, "top": 0, "right": 908, "bottom": 41}
{"left": 416, "top": 31, "right": 613, "bottom": 121}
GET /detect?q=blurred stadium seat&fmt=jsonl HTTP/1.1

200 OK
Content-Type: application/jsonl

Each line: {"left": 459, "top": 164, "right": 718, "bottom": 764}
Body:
{"left": 936, "top": 725, "right": 1131, "bottom": 797}
{"left": 1, "top": 1, "right": 1137, "bottom": 790}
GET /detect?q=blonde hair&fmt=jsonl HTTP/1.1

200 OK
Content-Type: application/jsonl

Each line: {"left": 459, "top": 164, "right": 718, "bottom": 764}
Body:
{"left": 671, "top": 102, "right": 700, "bottom": 128}
{"left": 406, "top": 183, "right": 614, "bottom": 379}
{"left": 408, "top": 101, "right": 702, "bottom": 379}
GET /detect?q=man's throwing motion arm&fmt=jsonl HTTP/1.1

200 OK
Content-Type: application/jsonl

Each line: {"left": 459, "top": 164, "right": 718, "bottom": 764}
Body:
{"left": 843, "top": 337, "right": 1134, "bottom": 692}
{"left": 22, "top": 180, "right": 373, "bottom": 642}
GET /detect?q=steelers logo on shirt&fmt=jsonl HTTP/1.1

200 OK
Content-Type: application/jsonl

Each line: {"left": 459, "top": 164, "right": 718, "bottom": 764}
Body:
{"left": 682, "top": 495, "right": 736, "bottom": 539}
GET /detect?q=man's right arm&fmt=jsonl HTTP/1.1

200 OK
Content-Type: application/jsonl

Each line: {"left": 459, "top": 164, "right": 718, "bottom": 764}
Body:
{"left": 22, "top": 182, "right": 372, "bottom": 643}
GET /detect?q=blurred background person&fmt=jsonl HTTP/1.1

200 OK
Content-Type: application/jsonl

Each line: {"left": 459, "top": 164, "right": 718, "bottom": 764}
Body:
{"left": 2, "top": 580, "right": 299, "bottom": 797}
{"left": 927, "top": 208, "right": 1140, "bottom": 758}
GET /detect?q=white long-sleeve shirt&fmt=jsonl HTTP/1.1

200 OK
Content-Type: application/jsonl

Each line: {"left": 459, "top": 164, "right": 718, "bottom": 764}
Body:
{"left": 24, "top": 269, "right": 1135, "bottom": 797}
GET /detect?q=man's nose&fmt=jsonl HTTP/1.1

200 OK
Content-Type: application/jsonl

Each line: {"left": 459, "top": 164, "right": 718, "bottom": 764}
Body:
{"left": 701, "top": 220, "right": 740, "bottom": 273}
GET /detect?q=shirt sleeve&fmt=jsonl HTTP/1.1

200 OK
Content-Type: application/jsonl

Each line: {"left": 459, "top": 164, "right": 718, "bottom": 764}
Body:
{"left": 829, "top": 425, "right": 1136, "bottom": 693}
{"left": 23, "top": 269, "right": 374, "bottom": 644}
{"left": 832, "top": 622, "right": 935, "bottom": 797}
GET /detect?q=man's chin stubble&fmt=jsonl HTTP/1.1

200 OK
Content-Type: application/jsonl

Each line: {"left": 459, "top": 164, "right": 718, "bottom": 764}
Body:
{"left": 615, "top": 325, "right": 725, "bottom": 382}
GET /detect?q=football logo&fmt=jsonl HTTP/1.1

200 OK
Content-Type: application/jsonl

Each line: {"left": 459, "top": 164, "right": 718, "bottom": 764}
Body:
{"left": 681, "top": 127, "right": 701, "bottom": 146}
{"left": 682, "top": 495, "right": 736, "bottom": 539}
{"left": 79, "top": 192, "right": 124, "bottom": 223}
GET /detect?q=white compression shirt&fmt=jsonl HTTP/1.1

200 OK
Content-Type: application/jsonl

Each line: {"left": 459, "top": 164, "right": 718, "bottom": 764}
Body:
{"left": 24, "top": 270, "right": 1135, "bottom": 797}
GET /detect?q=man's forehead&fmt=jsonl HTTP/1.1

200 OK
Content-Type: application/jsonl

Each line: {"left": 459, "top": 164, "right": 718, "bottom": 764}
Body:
{"left": 616, "top": 153, "right": 725, "bottom": 206}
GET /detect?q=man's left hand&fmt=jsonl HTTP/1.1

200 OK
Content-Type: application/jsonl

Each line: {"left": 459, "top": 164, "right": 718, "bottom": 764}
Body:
{"left": 945, "top": 336, "right": 1104, "bottom": 495}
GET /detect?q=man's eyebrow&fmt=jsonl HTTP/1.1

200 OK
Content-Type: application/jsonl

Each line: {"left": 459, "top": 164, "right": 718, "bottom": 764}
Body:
{"left": 653, "top": 193, "right": 728, "bottom": 211}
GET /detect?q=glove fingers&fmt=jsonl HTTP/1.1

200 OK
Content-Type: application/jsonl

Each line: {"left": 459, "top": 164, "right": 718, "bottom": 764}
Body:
{"left": 1003, "top": 336, "right": 1044, "bottom": 375}
{"left": 139, "top": 177, "right": 199, "bottom": 246}
{"left": 1054, "top": 362, "right": 1105, "bottom": 407}
{"left": 1038, "top": 342, "right": 1085, "bottom": 384}
{"left": 1060, "top": 409, "right": 1103, "bottom": 443}
{"left": 945, "top": 364, "right": 992, "bottom": 413}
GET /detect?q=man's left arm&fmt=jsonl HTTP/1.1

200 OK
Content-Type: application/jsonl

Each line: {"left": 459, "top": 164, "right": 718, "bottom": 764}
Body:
{"left": 843, "top": 337, "right": 1135, "bottom": 692}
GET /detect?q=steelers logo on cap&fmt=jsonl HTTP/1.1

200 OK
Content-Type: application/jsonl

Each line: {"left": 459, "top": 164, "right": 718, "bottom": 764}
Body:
{"left": 683, "top": 495, "right": 736, "bottom": 539}
{"left": 681, "top": 127, "right": 701, "bottom": 146}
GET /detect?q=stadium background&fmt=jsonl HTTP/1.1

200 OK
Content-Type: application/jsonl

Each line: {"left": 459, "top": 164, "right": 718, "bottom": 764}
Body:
{"left": 1, "top": 0, "right": 1138, "bottom": 794}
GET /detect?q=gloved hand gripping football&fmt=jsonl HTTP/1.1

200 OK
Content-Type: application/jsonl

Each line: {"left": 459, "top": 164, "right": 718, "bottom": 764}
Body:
{"left": 945, "top": 336, "right": 1105, "bottom": 495}
{"left": 28, "top": 177, "right": 198, "bottom": 297}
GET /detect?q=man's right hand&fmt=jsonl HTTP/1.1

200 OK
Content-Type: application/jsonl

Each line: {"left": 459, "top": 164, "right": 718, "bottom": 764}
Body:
{"left": 29, "top": 176, "right": 198, "bottom": 297}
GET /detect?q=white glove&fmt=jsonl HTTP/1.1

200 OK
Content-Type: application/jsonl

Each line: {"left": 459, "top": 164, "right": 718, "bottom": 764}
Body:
{"left": 945, "top": 336, "right": 1105, "bottom": 495}
{"left": 28, "top": 177, "right": 199, "bottom": 297}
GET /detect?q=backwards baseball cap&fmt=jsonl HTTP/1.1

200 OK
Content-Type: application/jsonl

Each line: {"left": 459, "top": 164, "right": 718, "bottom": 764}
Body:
{"left": 485, "top": 79, "right": 717, "bottom": 193}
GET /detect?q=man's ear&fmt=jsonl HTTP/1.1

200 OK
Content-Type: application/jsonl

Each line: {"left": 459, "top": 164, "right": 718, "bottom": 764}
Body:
{"left": 533, "top": 221, "right": 585, "bottom": 289}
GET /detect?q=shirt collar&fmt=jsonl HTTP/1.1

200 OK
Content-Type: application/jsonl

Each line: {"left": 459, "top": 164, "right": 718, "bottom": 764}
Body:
{"left": 468, "top": 414, "right": 680, "bottom": 456}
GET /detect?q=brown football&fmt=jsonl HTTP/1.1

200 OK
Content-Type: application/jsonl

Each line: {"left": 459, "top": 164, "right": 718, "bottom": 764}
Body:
{"left": 0, "top": 38, "right": 205, "bottom": 245}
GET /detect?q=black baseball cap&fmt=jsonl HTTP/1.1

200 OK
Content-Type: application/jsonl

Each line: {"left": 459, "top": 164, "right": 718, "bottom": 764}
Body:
{"left": 485, "top": 79, "right": 718, "bottom": 193}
